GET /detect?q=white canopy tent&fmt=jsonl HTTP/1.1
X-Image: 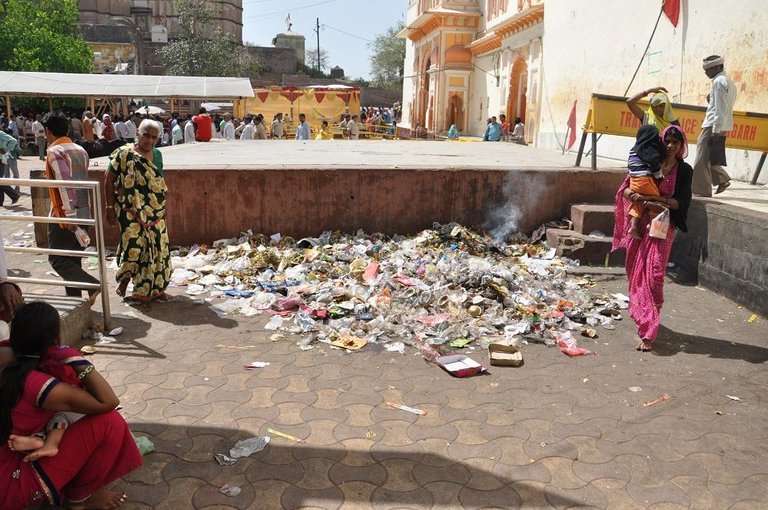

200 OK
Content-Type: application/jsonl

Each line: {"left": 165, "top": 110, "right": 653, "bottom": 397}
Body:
{"left": 0, "top": 71, "right": 254, "bottom": 115}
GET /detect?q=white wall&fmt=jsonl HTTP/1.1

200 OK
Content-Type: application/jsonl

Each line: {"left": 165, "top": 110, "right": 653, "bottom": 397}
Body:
{"left": 539, "top": 0, "right": 768, "bottom": 182}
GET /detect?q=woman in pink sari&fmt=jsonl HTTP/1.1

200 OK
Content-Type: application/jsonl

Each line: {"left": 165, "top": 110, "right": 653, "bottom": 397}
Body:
{"left": 0, "top": 302, "right": 142, "bottom": 509}
{"left": 612, "top": 125, "right": 693, "bottom": 351}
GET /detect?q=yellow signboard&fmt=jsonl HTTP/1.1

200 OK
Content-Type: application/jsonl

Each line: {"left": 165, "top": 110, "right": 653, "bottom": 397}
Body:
{"left": 584, "top": 93, "right": 768, "bottom": 152}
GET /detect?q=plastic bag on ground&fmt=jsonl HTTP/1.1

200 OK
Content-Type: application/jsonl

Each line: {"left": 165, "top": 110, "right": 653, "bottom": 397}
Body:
{"left": 229, "top": 436, "right": 270, "bottom": 458}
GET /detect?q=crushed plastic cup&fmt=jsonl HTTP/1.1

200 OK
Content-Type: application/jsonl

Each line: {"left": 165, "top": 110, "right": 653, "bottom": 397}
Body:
{"left": 219, "top": 485, "right": 242, "bottom": 497}
{"left": 264, "top": 316, "right": 283, "bottom": 331}
{"left": 229, "top": 436, "right": 270, "bottom": 458}
{"left": 244, "top": 361, "right": 270, "bottom": 369}
{"left": 133, "top": 435, "right": 155, "bottom": 456}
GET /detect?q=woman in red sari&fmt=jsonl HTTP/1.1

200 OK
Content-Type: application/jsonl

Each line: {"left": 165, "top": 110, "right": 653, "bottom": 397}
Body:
{"left": 612, "top": 125, "right": 693, "bottom": 351}
{"left": 0, "top": 302, "right": 142, "bottom": 509}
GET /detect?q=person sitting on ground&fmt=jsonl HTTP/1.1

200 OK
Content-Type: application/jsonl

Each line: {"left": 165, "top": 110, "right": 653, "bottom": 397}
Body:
{"left": 100, "top": 114, "right": 116, "bottom": 142}
{"left": 5, "top": 336, "right": 91, "bottom": 463}
{"left": 447, "top": 123, "right": 459, "bottom": 140}
{"left": 0, "top": 301, "right": 142, "bottom": 509}
{"left": 626, "top": 125, "right": 668, "bottom": 239}
{"left": 483, "top": 116, "right": 502, "bottom": 142}
{"left": 315, "top": 120, "right": 334, "bottom": 140}
{"left": 626, "top": 86, "right": 680, "bottom": 130}
{"left": 81, "top": 112, "right": 96, "bottom": 142}
{"left": 114, "top": 116, "right": 129, "bottom": 140}
{"left": 511, "top": 117, "right": 525, "bottom": 139}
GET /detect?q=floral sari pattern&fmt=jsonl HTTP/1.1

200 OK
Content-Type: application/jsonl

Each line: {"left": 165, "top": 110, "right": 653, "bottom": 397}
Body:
{"left": 108, "top": 146, "right": 171, "bottom": 300}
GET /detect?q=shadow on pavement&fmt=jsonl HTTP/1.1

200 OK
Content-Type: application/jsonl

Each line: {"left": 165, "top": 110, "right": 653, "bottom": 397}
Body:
{"left": 653, "top": 324, "right": 768, "bottom": 363}
{"left": 83, "top": 312, "right": 164, "bottom": 360}
{"left": 125, "top": 295, "right": 238, "bottom": 329}
{"left": 119, "top": 423, "right": 587, "bottom": 509}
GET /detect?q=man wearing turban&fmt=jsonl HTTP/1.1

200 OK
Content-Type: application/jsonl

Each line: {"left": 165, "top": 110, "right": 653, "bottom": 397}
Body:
{"left": 692, "top": 55, "right": 737, "bottom": 196}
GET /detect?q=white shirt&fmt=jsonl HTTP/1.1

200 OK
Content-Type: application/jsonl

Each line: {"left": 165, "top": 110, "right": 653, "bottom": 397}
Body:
{"left": 155, "top": 121, "right": 165, "bottom": 140}
{"left": 348, "top": 120, "right": 359, "bottom": 139}
{"left": 240, "top": 123, "right": 255, "bottom": 140}
{"left": 125, "top": 120, "right": 137, "bottom": 140}
{"left": 222, "top": 121, "right": 235, "bottom": 140}
{"left": 184, "top": 122, "right": 195, "bottom": 143}
{"left": 115, "top": 121, "right": 129, "bottom": 139}
{"left": 32, "top": 120, "right": 45, "bottom": 138}
{"left": 295, "top": 121, "right": 310, "bottom": 140}
{"left": 271, "top": 119, "right": 284, "bottom": 138}
{"left": 702, "top": 71, "right": 737, "bottom": 134}
{"left": 172, "top": 124, "right": 183, "bottom": 144}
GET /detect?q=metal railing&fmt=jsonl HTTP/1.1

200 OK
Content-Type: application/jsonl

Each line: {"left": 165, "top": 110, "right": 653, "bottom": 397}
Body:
{"left": 0, "top": 178, "right": 111, "bottom": 329}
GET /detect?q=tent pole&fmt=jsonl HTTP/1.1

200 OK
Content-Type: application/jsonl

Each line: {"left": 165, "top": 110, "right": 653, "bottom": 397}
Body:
{"left": 5, "top": 96, "right": 10, "bottom": 117}
{"left": 48, "top": 98, "right": 53, "bottom": 112}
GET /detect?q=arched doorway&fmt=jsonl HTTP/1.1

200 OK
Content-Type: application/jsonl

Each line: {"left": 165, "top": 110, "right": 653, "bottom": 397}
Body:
{"left": 506, "top": 57, "right": 527, "bottom": 124}
{"left": 446, "top": 94, "right": 464, "bottom": 132}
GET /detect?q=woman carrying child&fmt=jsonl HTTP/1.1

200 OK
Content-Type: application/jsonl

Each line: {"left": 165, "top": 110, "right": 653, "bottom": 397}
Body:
{"left": 626, "top": 125, "right": 669, "bottom": 239}
{"left": 0, "top": 302, "right": 142, "bottom": 509}
{"left": 612, "top": 125, "right": 693, "bottom": 352}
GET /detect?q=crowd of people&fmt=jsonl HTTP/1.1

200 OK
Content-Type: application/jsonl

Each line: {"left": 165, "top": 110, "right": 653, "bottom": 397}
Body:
{"left": 0, "top": 51, "right": 742, "bottom": 507}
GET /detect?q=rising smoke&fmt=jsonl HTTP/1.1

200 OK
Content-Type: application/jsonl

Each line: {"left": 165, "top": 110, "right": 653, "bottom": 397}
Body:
{"left": 483, "top": 172, "right": 544, "bottom": 242}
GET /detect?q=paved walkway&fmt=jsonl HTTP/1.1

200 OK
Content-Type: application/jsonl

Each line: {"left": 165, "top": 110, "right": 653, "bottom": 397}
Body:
{"left": 2, "top": 150, "right": 767, "bottom": 509}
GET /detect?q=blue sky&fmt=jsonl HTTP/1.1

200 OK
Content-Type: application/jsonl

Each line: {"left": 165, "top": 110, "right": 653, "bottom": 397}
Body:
{"left": 242, "top": 0, "right": 407, "bottom": 79}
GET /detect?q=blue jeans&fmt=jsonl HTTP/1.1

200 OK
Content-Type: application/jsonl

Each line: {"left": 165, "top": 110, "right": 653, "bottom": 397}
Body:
{"left": 0, "top": 163, "right": 20, "bottom": 205}
{"left": 3, "top": 157, "right": 19, "bottom": 192}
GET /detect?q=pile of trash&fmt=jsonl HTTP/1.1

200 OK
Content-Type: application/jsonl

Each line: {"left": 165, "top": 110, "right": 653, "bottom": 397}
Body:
{"left": 169, "top": 223, "right": 627, "bottom": 358}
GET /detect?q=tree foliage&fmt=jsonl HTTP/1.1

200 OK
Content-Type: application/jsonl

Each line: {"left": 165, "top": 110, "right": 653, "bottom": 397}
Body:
{"left": 158, "top": 0, "right": 261, "bottom": 77}
{"left": 369, "top": 20, "right": 406, "bottom": 87}
{"left": 0, "top": 0, "right": 92, "bottom": 73}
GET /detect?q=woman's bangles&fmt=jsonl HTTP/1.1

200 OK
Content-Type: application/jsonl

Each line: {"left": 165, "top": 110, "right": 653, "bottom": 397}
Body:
{"left": 77, "top": 364, "right": 95, "bottom": 380}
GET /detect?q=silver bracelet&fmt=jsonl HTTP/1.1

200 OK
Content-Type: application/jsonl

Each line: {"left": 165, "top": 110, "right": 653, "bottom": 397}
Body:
{"left": 78, "top": 364, "right": 95, "bottom": 380}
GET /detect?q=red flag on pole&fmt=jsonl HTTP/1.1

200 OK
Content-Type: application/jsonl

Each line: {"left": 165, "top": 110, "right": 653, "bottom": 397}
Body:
{"left": 663, "top": 0, "right": 680, "bottom": 27}
{"left": 566, "top": 100, "right": 577, "bottom": 151}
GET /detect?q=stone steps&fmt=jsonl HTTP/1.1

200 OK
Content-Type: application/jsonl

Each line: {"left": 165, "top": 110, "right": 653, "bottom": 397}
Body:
{"left": 546, "top": 203, "right": 623, "bottom": 267}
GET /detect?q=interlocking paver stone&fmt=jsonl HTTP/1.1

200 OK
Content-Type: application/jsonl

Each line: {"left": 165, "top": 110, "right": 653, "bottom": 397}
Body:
{"left": 3, "top": 162, "right": 767, "bottom": 508}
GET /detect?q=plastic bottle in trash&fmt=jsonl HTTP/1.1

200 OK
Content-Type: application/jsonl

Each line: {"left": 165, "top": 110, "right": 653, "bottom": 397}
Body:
{"left": 418, "top": 342, "right": 441, "bottom": 362}
{"left": 74, "top": 227, "right": 90, "bottom": 248}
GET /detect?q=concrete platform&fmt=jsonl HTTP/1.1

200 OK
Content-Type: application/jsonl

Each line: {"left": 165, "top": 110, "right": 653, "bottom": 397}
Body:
{"left": 22, "top": 293, "right": 92, "bottom": 344}
{"left": 88, "top": 141, "right": 627, "bottom": 246}
{"left": 93, "top": 139, "right": 621, "bottom": 170}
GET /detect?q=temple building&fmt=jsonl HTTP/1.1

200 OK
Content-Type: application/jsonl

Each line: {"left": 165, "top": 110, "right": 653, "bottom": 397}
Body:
{"left": 400, "top": 0, "right": 768, "bottom": 183}
{"left": 400, "top": 0, "right": 543, "bottom": 143}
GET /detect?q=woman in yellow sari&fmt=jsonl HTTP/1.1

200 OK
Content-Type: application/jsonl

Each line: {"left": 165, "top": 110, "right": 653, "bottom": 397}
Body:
{"left": 104, "top": 120, "right": 171, "bottom": 302}
{"left": 627, "top": 86, "right": 680, "bottom": 130}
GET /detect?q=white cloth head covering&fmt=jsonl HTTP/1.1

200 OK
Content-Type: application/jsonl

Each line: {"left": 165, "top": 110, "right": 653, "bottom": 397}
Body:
{"left": 702, "top": 55, "right": 724, "bottom": 70}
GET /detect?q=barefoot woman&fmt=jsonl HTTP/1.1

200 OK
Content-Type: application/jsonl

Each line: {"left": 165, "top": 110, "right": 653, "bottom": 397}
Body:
{"left": 105, "top": 120, "right": 171, "bottom": 302}
{"left": 612, "top": 125, "right": 693, "bottom": 351}
{"left": 0, "top": 302, "right": 142, "bottom": 509}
